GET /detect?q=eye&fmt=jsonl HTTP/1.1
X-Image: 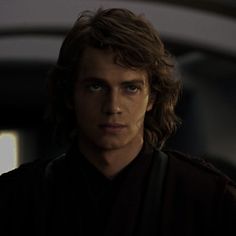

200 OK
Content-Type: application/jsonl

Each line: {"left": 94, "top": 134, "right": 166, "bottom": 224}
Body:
{"left": 124, "top": 85, "right": 140, "bottom": 93}
{"left": 87, "top": 83, "right": 104, "bottom": 92}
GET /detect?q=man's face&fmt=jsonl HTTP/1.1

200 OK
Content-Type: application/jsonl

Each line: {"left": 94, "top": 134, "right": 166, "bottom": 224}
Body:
{"left": 73, "top": 47, "right": 153, "bottom": 150}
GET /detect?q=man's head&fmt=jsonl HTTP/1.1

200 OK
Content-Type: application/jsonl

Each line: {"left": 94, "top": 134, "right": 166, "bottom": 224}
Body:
{"left": 47, "top": 8, "right": 181, "bottom": 149}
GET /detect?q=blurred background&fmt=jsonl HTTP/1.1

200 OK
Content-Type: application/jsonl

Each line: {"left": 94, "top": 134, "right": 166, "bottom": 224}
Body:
{"left": 0, "top": 0, "right": 235, "bottom": 180}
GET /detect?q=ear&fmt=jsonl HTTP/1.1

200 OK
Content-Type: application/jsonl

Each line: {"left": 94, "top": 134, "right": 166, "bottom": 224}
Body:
{"left": 146, "top": 101, "right": 153, "bottom": 112}
{"left": 146, "top": 94, "right": 155, "bottom": 112}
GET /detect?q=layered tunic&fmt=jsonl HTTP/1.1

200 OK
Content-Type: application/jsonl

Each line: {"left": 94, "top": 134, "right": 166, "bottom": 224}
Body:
{"left": 1, "top": 144, "right": 235, "bottom": 235}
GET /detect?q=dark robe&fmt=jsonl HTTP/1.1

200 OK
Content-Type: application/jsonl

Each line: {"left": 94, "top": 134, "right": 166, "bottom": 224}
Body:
{"left": 0, "top": 146, "right": 235, "bottom": 236}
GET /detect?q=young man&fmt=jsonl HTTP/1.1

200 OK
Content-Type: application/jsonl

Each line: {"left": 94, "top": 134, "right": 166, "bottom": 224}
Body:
{"left": 1, "top": 8, "right": 235, "bottom": 236}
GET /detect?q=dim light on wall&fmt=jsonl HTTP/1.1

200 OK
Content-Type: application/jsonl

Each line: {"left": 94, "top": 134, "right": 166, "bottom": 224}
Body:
{"left": 0, "top": 131, "right": 19, "bottom": 175}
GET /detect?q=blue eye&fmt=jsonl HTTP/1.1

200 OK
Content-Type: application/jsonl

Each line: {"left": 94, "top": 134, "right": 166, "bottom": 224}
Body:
{"left": 88, "top": 84, "right": 103, "bottom": 92}
{"left": 125, "top": 85, "right": 139, "bottom": 93}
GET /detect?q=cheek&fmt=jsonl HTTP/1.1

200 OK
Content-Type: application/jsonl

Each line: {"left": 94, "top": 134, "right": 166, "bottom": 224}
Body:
{"left": 74, "top": 96, "right": 100, "bottom": 120}
{"left": 130, "top": 95, "right": 149, "bottom": 112}
{"left": 128, "top": 98, "right": 150, "bottom": 122}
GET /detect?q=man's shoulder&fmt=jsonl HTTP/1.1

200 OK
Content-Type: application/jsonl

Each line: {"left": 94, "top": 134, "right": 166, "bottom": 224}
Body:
{"left": 0, "top": 153, "right": 66, "bottom": 184}
{"left": 160, "top": 149, "right": 236, "bottom": 187}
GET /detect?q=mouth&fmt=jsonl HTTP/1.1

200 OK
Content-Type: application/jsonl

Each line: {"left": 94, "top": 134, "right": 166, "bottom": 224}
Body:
{"left": 99, "top": 123, "right": 127, "bottom": 133}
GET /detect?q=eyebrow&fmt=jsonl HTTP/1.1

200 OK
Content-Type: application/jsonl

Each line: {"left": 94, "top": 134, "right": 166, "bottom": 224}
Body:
{"left": 121, "top": 80, "right": 145, "bottom": 86}
{"left": 81, "top": 77, "right": 145, "bottom": 86}
{"left": 81, "top": 77, "right": 106, "bottom": 84}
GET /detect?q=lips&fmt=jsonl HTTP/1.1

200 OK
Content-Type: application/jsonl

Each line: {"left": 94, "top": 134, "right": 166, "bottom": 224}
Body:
{"left": 99, "top": 123, "right": 127, "bottom": 133}
{"left": 99, "top": 123, "right": 126, "bottom": 128}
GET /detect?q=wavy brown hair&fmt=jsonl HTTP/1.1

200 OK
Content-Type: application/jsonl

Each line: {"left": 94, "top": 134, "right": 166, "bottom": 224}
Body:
{"left": 46, "top": 8, "right": 181, "bottom": 148}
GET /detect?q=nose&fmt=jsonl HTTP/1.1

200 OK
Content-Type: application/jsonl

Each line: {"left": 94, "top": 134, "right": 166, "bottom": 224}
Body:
{"left": 101, "top": 89, "right": 122, "bottom": 115}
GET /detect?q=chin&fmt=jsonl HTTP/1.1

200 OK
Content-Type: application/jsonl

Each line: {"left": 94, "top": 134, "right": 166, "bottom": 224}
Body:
{"left": 96, "top": 142, "right": 124, "bottom": 150}
{"left": 94, "top": 138, "right": 128, "bottom": 150}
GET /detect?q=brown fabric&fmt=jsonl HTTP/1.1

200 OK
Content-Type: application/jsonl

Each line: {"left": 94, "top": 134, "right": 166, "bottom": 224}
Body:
{"left": 159, "top": 151, "right": 236, "bottom": 236}
{"left": 0, "top": 149, "right": 236, "bottom": 236}
{"left": 65, "top": 144, "right": 155, "bottom": 236}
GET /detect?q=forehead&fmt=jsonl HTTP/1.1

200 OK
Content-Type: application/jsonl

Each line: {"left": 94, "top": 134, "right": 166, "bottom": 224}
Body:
{"left": 77, "top": 47, "right": 148, "bottom": 83}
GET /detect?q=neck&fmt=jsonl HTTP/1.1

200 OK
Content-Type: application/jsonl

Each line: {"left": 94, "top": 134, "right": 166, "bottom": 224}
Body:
{"left": 77, "top": 138, "right": 144, "bottom": 179}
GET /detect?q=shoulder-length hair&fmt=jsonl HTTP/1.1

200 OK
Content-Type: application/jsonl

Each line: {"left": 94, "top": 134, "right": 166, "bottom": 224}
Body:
{"left": 46, "top": 8, "right": 181, "bottom": 149}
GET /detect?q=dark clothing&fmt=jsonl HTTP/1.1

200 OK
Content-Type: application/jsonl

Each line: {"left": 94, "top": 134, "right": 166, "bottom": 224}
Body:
{"left": 0, "top": 146, "right": 236, "bottom": 235}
